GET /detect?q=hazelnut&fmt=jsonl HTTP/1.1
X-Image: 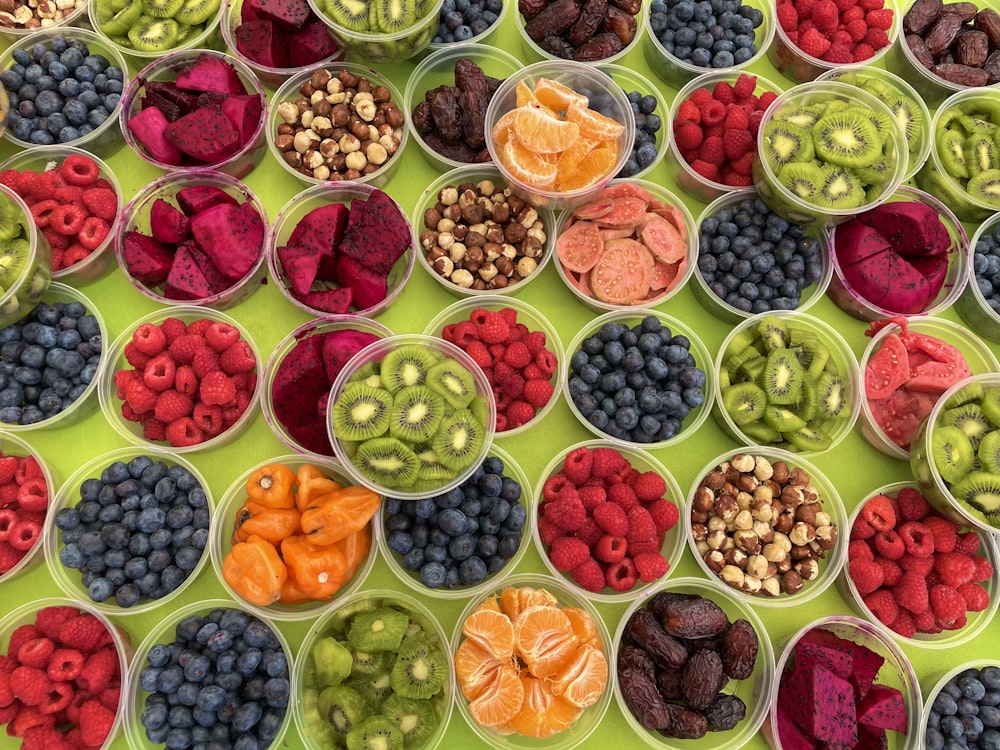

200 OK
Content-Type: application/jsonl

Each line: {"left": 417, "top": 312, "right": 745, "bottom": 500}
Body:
{"left": 730, "top": 453, "right": 755, "bottom": 473}
{"left": 704, "top": 549, "right": 725, "bottom": 573}
{"left": 780, "top": 570, "right": 804, "bottom": 594}
{"left": 789, "top": 522, "right": 816, "bottom": 547}
{"left": 761, "top": 576, "right": 782, "bottom": 597}
{"left": 795, "top": 559, "right": 819, "bottom": 581}
{"left": 720, "top": 565, "right": 745, "bottom": 589}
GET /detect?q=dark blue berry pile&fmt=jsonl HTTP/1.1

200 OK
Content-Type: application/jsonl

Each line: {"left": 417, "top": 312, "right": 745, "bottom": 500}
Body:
{"left": 568, "top": 315, "right": 707, "bottom": 444}
{"left": 383, "top": 454, "right": 526, "bottom": 590}
{"left": 139, "top": 608, "right": 289, "bottom": 750}
{"left": 54, "top": 455, "right": 209, "bottom": 608}
{"left": 649, "top": 0, "right": 764, "bottom": 68}
{"left": 432, "top": 0, "right": 504, "bottom": 43}
{"left": 0, "top": 298, "right": 103, "bottom": 425}
{"left": 697, "top": 196, "right": 824, "bottom": 314}
{"left": 973, "top": 224, "right": 1000, "bottom": 314}
{"left": 2, "top": 34, "right": 125, "bottom": 146}
{"left": 924, "top": 665, "right": 1000, "bottom": 750}
{"left": 618, "top": 89, "right": 662, "bottom": 178}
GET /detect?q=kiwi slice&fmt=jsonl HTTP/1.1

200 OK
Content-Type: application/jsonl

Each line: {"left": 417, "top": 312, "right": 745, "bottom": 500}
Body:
{"left": 942, "top": 403, "right": 992, "bottom": 448}
{"left": 346, "top": 715, "right": 404, "bottom": 750}
{"left": 949, "top": 471, "right": 1000, "bottom": 522}
{"left": 431, "top": 409, "right": 484, "bottom": 471}
{"left": 761, "top": 120, "right": 814, "bottom": 171}
{"left": 740, "top": 420, "right": 783, "bottom": 444}
{"left": 389, "top": 385, "right": 444, "bottom": 443}
{"left": 884, "top": 95, "right": 925, "bottom": 155}
{"left": 101, "top": 0, "right": 143, "bottom": 34}
{"left": 855, "top": 157, "right": 893, "bottom": 187}
{"left": 354, "top": 437, "right": 420, "bottom": 488}
{"left": 372, "top": 0, "right": 416, "bottom": 32}
{"left": 944, "top": 382, "right": 985, "bottom": 410}
{"left": 349, "top": 670, "right": 395, "bottom": 711}
{"left": 762, "top": 349, "right": 805, "bottom": 405}
{"left": 350, "top": 361, "right": 380, "bottom": 383}
{"left": 141, "top": 0, "right": 182, "bottom": 17}
{"left": 978, "top": 430, "right": 1000, "bottom": 474}
{"left": 937, "top": 129, "right": 970, "bottom": 180}
{"left": 764, "top": 404, "right": 807, "bottom": 433}
{"left": 722, "top": 382, "right": 767, "bottom": 426}
{"left": 864, "top": 108, "right": 895, "bottom": 146}
{"left": 724, "top": 346, "right": 765, "bottom": 381}
{"left": 814, "top": 165, "right": 865, "bottom": 210}
{"left": 738, "top": 350, "right": 767, "bottom": 382}
{"left": 351, "top": 650, "right": 394, "bottom": 676}
{"left": 811, "top": 110, "right": 881, "bottom": 168}
{"left": 379, "top": 694, "right": 438, "bottom": 749}
{"left": 425, "top": 358, "right": 476, "bottom": 409}
{"left": 318, "top": 684, "right": 368, "bottom": 738}
{"left": 127, "top": 15, "right": 180, "bottom": 51}
{"left": 779, "top": 105, "right": 825, "bottom": 130}
{"left": 725, "top": 328, "right": 757, "bottom": 358}
{"left": 326, "top": 0, "right": 372, "bottom": 30}
{"left": 965, "top": 134, "right": 1000, "bottom": 178}
{"left": 980, "top": 389, "right": 1000, "bottom": 426}
{"left": 778, "top": 162, "right": 825, "bottom": 200}
{"left": 348, "top": 607, "right": 410, "bottom": 653}
{"left": 0, "top": 194, "right": 24, "bottom": 243}
{"left": 958, "top": 114, "right": 997, "bottom": 135}
{"left": 389, "top": 636, "right": 446, "bottom": 700}
{"left": 0, "top": 239, "right": 29, "bottom": 296}
{"left": 966, "top": 169, "right": 1000, "bottom": 209}
{"left": 784, "top": 424, "right": 833, "bottom": 453}
{"left": 932, "top": 424, "right": 976, "bottom": 484}
{"left": 174, "top": 0, "right": 220, "bottom": 25}
{"left": 333, "top": 382, "right": 392, "bottom": 442}
{"left": 793, "top": 377, "right": 818, "bottom": 423}
{"left": 816, "top": 372, "right": 849, "bottom": 419}
{"left": 380, "top": 346, "right": 438, "bottom": 393}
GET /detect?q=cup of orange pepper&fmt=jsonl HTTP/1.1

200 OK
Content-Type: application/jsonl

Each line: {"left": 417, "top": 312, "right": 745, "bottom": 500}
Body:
{"left": 209, "top": 455, "right": 381, "bottom": 621}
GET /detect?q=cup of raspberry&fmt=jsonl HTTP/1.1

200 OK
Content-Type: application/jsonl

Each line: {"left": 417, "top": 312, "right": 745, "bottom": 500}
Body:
{"left": 0, "top": 433, "right": 56, "bottom": 585}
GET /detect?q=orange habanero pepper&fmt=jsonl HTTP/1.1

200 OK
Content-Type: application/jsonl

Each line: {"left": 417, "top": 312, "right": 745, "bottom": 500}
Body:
{"left": 337, "top": 526, "right": 372, "bottom": 581}
{"left": 299, "top": 485, "right": 381, "bottom": 546}
{"left": 235, "top": 505, "right": 300, "bottom": 546}
{"left": 295, "top": 462, "right": 344, "bottom": 513}
{"left": 222, "top": 534, "right": 287, "bottom": 605}
{"left": 246, "top": 463, "right": 296, "bottom": 509}
{"left": 280, "top": 534, "right": 347, "bottom": 600}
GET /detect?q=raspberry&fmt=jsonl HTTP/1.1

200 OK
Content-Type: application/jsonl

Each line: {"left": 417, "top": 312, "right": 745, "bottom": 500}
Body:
{"left": 626, "top": 506, "right": 656, "bottom": 543}
{"left": 848, "top": 539, "right": 874, "bottom": 561}
{"left": 166, "top": 417, "right": 205, "bottom": 447}
{"left": 124, "top": 378, "right": 157, "bottom": 415}
{"left": 16, "top": 478, "right": 48, "bottom": 514}
{"left": 973, "top": 554, "right": 994, "bottom": 582}
{"left": 797, "top": 26, "right": 832, "bottom": 56}
{"left": 191, "top": 347, "right": 220, "bottom": 379}
{"left": 141, "top": 415, "right": 168, "bottom": 441}
{"left": 689, "top": 87, "right": 713, "bottom": 106}
{"left": 929, "top": 584, "right": 967, "bottom": 625}
{"left": 934, "top": 551, "right": 976, "bottom": 587}
{"left": 561, "top": 447, "right": 593, "bottom": 485}
{"left": 492, "top": 361, "right": 515, "bottom": 386}
{"left": 76, "top": 217, "right": 109, "bottom": 251}
{"left": 578, "top": 485, "right": 605, "bottom": 511}
{"left": 605, "top": 557, "right": 638, "bottom": 591}
{"left": 954, "top": 531, "right": 981, "bottom": 555}
{"left": 626, "top": 472, "right": 663, "bottom": 505}
{"left": 523, "top": 379, "right": 553, "bottom": 409}
{"left": 863, "top": 589, "right": 898, "bottom": 627}
{"left": 721, "top": 171, "right": 754, "bottom": 187}
{"left": 537, "top": 515, "right": 561, "bottom": 546}
{"left": 47, "top": 649, "right": 84, "bottom": 683}
{"left": 504, "top": 399, "right": 535, "bottom": 428}
{"left": 711, "top": 81, "right": 734, "bottom": 105}
{"left": 898, "top": 553, "right": 935, "bottom": 576}
{"left": 823, "top": 41, "right": 854, "bottom": 62}
{"left": 731, "top": 74, "right": 757, "bottom": 103}
{"left": 30, "top": 200, "right": 59, "bottom": 228}
{"left": 851, "top": 42, "right": 876, "bottom": 60}
{"left": 155, "top": 388, "right": 195, "bottom": 422}
{"left": 142, "top": 352, "right": 178, "bottom": 392}
{"left": 131, "top": 323, "right": 167, "bottom": 357}
{"left": 10, "top": 704, "right": 57, "bottom": 737}
{"left": 849, "top": 558, "right": 884, "bottom": 595}
{"left": 192, "top": 402, "right": 223, "bottom": 436}
{"left": 606, "top": 484, "right": 637, "bottom": 512}
{"left": 873, "top": 529, "right": 904, "bottom": 559}
{"left": 894, "top": 487, "right": 930, "bottom": 521}
{"left": 34, "top": 607, "right": 79, "bottom": 641}
{"left": 892, "top": 571, "right": 929, "bottom": 614}
{"left": 22, "top": 726, "right": 64, "bottom": 750}
{"left": 722, "top": 129, "right": 754, "bottom": 160}
{"left": 547, "top": 536, "right": 591, "bottom": 572}
{"left": 199, "top": 370, "right": 237, "bottom": 407}
{"left": 17, "top": 638, "right": 55, "bottom": 669}
{"left": 700, "top": 99, "right": 727, "bottom": 127}
{"left": 99, "top": 684, "right": 120, "bottom": 712}
{"left": 59, "top": 155, "right": 99, "bottom": 187}
{"left": 57, "top": 615, "right": 105, "bottom": 653}
{"left": 571, "top": 557, "right": 606, "bottom": 593}
{"left": 897, "top": 520, "right": 934, "bottom": 557}
{"left": 874, "top": 557, "right": 902, "bottom": 588}
{"left": 48, "top": 205, "right": 86, "bottom": 236}
{"left": 204, "top": 322, "right": 241, "bottom": 353}
{"left": 590, "top": 447, "right": 625, "bottom": 479}
{"left": 594, "top": 534, "right": 627, "bottom": 563}
{"left": 501, "top": 341, "right": 531, "bottom": 369}
{"left": 865, "top": 7, "right": 893, "bottom": 26}
{"left": 647, "top": 500, "right": 679, "bottom": 535}
{"left": 633, "top": 552, "right": 668, "bottom": 583}
{"left": 777, "top": 2, "right": 798, "bottom": 30}
{"left": 575, "top": 516, "right": 603, "bottom": 547}
{"left": 80, "top": 188, "right": 117, "bottom": 223}
{"left": 922, "top": 515, "right": 958, "bottom": 553}
{"left": 8, "top": 520, "right": 39, "bottom": 552}
{"left": 730, "top": 152, "right": 755, "bottom": 177}
{"left": 841, "top": 4, "right": 864, "bottom": 20}
{"left": 845, "top": 17, "right": 868, "bottom": 40}
{"left": 167, "top": 334, "right": 205, "bottom": 365}
{"left": 676, "top": 98, "right": 701, "bottom": 124}
{"left": 674, "top": 121, "right": 704, "bottom": 151}
{"left": 544, "top": 488, "right": 587, "bottom": 532}
{"left": 476, "top": 311, "right": 510, "bottom": 345}
{"left": 724, "top": 107, "right": 750, "bottom": 132}
{"left": 851, "top": 514, "right": 876, "bottom": 539}
{"left": 699, "top": 135, "right": 726, "bottom": 166}
{"left": 78, "top": 699, "right": 115, "bottom": 747}
{"left": 691, "top": 159, "right": 720, "bottom": 182}
{"left": 913, "top": 607, "right": 941, "bottom": 634}
{"left": 542, "top": 474, "right": 572, "bottom": 501}
{"left": 11, "top": 666, "right": 52, "bottom": 707}
{"left": 812, "top": 0, "right": 839, "bottom": 27}
{"left": 863, "top": 26, "right": 889, "bottom": 48}
{"left": 593, "top": 501, "right": 629, "bottom": 536}
{"left": 830, "top": 28, "right": 854, "bottom": 45}
{"left": 77, "top": 647, "right": 118, "bottom": 696}
{"left": 862, "top": 494, "right": 896, "bottom": 532}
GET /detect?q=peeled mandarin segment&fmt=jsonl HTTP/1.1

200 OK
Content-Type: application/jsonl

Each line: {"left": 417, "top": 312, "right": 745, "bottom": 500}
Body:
{"left": 555, "top": 136, "right": 600, "bottom": 185}
{"left": 562, "top": 606, "right": 599, "bottom": 646}
{"left": 566, "top": 100, "right": 626, "bottom": 141}
{"left": 515, "top": 79, "right": 540, "bottom": 107}
{"left": 548, "top": 643, "right": 608, "bottom": 709}
{"left": 556, "top": 144, "right": 618, "bottom": 191}
{"left": 500, "top": 138, "right": 558, "bottom": 190}
{"left": 533, "top": 77, "right": 590, "bottom": 113}
{"left": 514, "top": 105, "right": 580, "bottom": 154}
{"left": 499, "top": 586, "right": 557, "bottom": 621}
{"left": 468, "top": 663, "right": 524, "bottom": 729}
{"left": 461, "top": 608, "right": 516, "bottom": 661}
{"left": 506, "top": 675, "right": 579, "bottom": 738}
{"left": 514, "top": 605, "right": 579, "bottom": 679}
{"left": 492, "top": 109, "right": 517, "bottom": 148}
{"left": 455, "top": 638, "right": 504, "bottom": 702}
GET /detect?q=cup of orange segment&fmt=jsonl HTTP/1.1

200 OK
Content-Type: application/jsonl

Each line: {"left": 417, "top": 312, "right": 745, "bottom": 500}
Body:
{"left": 451, "top": 572, "right": 613, "bottom": 749}
{"left": 484, "top": 61, "right": 635, "bottom": 211}
{"left": 210, "top": 455, "right": 379, "bottom": 623}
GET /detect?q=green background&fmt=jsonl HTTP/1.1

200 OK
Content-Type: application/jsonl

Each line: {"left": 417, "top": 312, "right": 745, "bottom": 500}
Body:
{"left": 1, "top": 5, "right": 999, "bottom": 749}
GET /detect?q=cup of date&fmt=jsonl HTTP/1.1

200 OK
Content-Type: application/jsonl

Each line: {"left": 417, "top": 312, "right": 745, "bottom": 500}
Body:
{"left": 517, "top": 0, "right": 644, "bottom": 65}
{"left": 613, "top": 576, "right": 776, "bottom": 750}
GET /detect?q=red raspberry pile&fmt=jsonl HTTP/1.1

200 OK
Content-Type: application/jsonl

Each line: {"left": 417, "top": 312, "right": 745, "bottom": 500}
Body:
{"left": 848, "top": 487, "right": 993, "bottom": 638}
{"left": 112, "top": 317, "right": 258, "bottom": 448}
{"left": 0, "top": 454, "right": 48, "bottom": 578}
{"left": 0, "top": 155, "right": 117, "bottom": 273}
{"left": 776, "top": 0, "right": 894, "bottom": 63}
{"left": 672, "top": 73, "right": 777, "bottom": 188}
{"left": 0, "top": 605, "right": 120, "bottom": 750}
{"left": 537, "top": 445, "right": 679, "bottom": 593}
{"left": 440, "top": 306, "right": 557, "bottom": 432}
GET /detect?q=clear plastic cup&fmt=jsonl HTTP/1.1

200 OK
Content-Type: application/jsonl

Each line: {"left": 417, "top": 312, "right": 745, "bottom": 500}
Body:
{"left": 450, "top": 572, "right": 612, "bottom": 750}
{"left": 483, "top": 60, "right": 636, "bottom": 211}
{"left": 423, "top": 295, "right": 564, "bottom": 437}
{"left": 815, "top": 66, "right": 932, "bottom": 183}
{"left": 552, "top": 178, "right": 697, "bottom": 312}
{"left": 0, "top": 597, "right": 131, "bottom": 750}
{"left": 0, "top": 87, "right": 7, "bottom": 139}
{"left": 768, "top": 0, "right": 900, "bottom": 82}
{"left": 686, "top": 447, "right": 848, "bottom": 607}
{"left": 691, "top": 188, "right": 832, "bottom": 324}
{"left": 375, "top": 443, "right": 531, "bottom": 601}
{"left": 713, "top": 310, "right": 861, "bottom": 455}
{"left": 917, "top": 87, "right": 1000, "bottom": 224}
{"left": 120, "top": 49, "right": 267, "bottom": 179}
{"left": 910, "top": 372, "right": 1000, "bottom": 535}
{"left": 0, "top": 0, "right": 90, "bottom": 41}
{"left": 532, "top": 439, "right": 685, "bottom": 604}
{"left": 667, "top": 70, "right": 783, "bottom": 204}
{"left": 115, "top": 169, "right": 268, "bottom": 309}
{"left": 613, "top": 576, "right": 776, "bottom": 750}
{"left": 412, "top": 165, "right": 555, "bottom": 297}
{"left": 326, "top": 333, "right": 496, "bottom": 501}
{"left": 304, "top": 0, "right": 443, "bottom": 63}
{"left": 98, "top": 306, "right": 262, "bottom": 453}
{"left": 598, "top": 64, "right": 668, "bottom": 181}
{"left": 957, "top": 212, "right": 1000, "bottom": 343}
{"left": 643, "top": 0, "right": 775, "bottom": 87}
{"left": 827, "top": 186, "right": 970, "bottom": 321}
{"left": 920, "top": 660, "right": 1000, "bottom": 750}
{"left": 266, "top": 62, "right": 408, "bottom": 188}
{"left": 219, "top": 0, "right": 345, "bottom": 88}
{"left": 0, "top": 282, "right": 107, "bottom": 431}
{"left": 260, "top": 315, "right": 393, "bottom": 458}
{"left": 0, "top": 432, "right": 57, "bottom": 585}
{"left": 209, "top": 454, "right": 377, "bottom": 622}
{"left": 0, "top": 27, "right": 128, "bottom": 157}
{"left": 858, "top": 318, "right": 999, "bottom": 459}
{"left": 427, "top": 0, "right": 510, "bottom": 50}
{"left": 752, "top": 81, "right": 908, "bottom": 229}
{"left": 762, "top": 615, "right": 921, "bottom": 750}
{"left": 125, "top": 599, "right": 293, "bottom": 750}
{"left": 564, "top": 309, "right": 714, "bottom": 448}
{"left": 294, "top": 588, "right": 454, "bottom": 750}
{"left": 839, "top": 481, "right": 1000, "bottom": 649}
{"left": 43, "top": 446, "right": 214, "bottom": 617}
{"left": 516, "top": 3, "right": 643, "bottom": 64}
{"left": 267, "top": 181, "right": 416, "bottom": 317}
{"left": 404, "top": 43, "right": 524, "bottom": 172}
{"left": 0, "top": 183, "right": 51, "bottom": 329}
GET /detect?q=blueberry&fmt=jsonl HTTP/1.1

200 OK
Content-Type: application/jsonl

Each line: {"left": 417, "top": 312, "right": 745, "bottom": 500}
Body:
{"left": 243, "top": 618, "right": 273, "bottom": 649}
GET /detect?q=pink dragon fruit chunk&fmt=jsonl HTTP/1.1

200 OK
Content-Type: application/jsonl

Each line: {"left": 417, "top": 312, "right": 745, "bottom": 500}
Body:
{"left": 143, "top": 81, "right": 201, "bottom": 116}
{"left": 907, "top": 253, "right": 950, "bottom": 304}
{"left": 122, "top": 231, "right": 174, "bottom": 285}
{"left": 128, "top": 107, "right": 185, "bottom": 166}
{"left": 840, "top": 638, "right": 886, "bottom": 701}
{"left": 221, "top": 94, "right": 264, "bottom": 145}
{"left": 175, "top": 54, "right": 247, "bottom": 95}
{"left": 270, "top": 336, "right": 332, "bottom": 455}
{"left": 859, "top": 200, "right": 948, "bottom": 256}
{"left": 298, "top": 288, "right": 353, "bottom": 314}
{"left": 833, "top": 221, "right": 893, "bottom": 270}
{"left": 141, "top": 90, "right": 182, "bottom": 122}
{"left": 245, "top": 0, "right": 310, "bottom": 28}
{"left": 856, "top": 684, "right": 907, "bottom": 734}
{"left": 288, "top": 203, "right": 347, "bottom": 280}
{"left": 339, "top": 190, "right": 411, "bottom": 275}
{"left": 335, "top": 254, "right": 387, "bottom": 310}
{"left": 782, "top": 663, "right": 858, "bottom": 747}
{"left": 150, "top": 199, "right": 190, "bottom": 244}
{"left": 176, "top": 186, "right": 239, "bottom": 216}
{"left": 240, "top": 0, "right": 263, "bottom": 22}
{"left": 185, "top": 242, "right": 231, "bottom": 295}
{"left": 856, "top": 724, "right": 890, "bottom": 750}
{"left": 164, "top": 244, "right": 215, "bottom": 300}
{"left": 287, "top": 22, "right": 339, "bottom": 67}
{"left": 840, "top": 248, "right": 931, "bottom": 314}
{"left": 276, "top": 244, "right": 322, "bottom": 297}
{"left": 189, "top": 202, "right": 264, "bottom": 281}
{"left": 164, "top": 107, "right": 242, "bottom": 164}
{"left": 793, "top": 630, "right": 854, "bottom": 680}
{"left": 234, "top": 20, "right": 290, "bottom": 68}
{"left": 774, "top": 706, "right": 818, "bottom": 750}
{"left": 320, "top": 330, "right": 380, "bottom": 384}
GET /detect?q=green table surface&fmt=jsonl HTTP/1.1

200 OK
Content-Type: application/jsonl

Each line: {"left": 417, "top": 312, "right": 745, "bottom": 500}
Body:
{"left": 2, "top": 7, "right": 999, "bottom": 750}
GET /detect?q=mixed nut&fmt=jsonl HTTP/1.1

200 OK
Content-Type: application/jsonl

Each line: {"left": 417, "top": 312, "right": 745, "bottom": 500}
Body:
{"left": 690, "top": 453, "right": 838, "bottom": 597}
{"left": 0, "top": 0, "right": 82, "bottom": 29}
{"left": 421, "top": 179, "right": 547, "bottom": 291}
{"left": 273, "top": 68, "right": 404, "bottom": 182}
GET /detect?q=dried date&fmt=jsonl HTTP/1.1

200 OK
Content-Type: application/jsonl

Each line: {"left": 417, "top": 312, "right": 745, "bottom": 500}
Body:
{"left": 926, "top": 12, "right": 965, "bottom": 54}
{"left": 907, "top": 33, "right": 938, "bottom": 66}
{"left": 681, "top": 650, "right": 726, "bottom": 711}
{"left": 620, "top": 667, "right": 671, "bottom": 730}
{"left": 721, "top": 618, "right": 760, "bottom": 680}
{"left": 957, "top": 28, "right": 990, "bottom": 65}
{"left": 660, "top": 704, "right": 709, "bottom": 739}
{"left": 519, "top": 0, "right": 548, "bottom": 17}
{"left": 524, "top": 0, "right": 581, "bottom": 41}
{"left": 646, "top": 591, "right": 696, "bottom": 620}
{"left": 661, "top": 597, "right": 729, "bottom": 639}
{"left": 704, "top": 694, "right": 748, "bottom": 732}
{"left": 521, "top": 0, "right": 640, "bottom": 60}
{"left": 904, "top": 0, "right": 942, "bottom": 33}
{"left": 985, "top": 48, "right": 1000, "bottom": 81}
{"left": 602, "top": 4, "right": 638, "bottom": 44}
{"left": 568, "top": 0, "right": 607, "bottom": 47}
{"left": 906, "top": 0, "right": 1000, "bottom": 84}
{"left": 934, "top": 61, "right": 992, "bottom": 83}
{"left": 618, "top": 643, "right": 656, "bottom": 676}
{"left": 428, "top": 86, "right": 462, "bottom": 143}
{"left": 541, "top": 35, "right": 576, "bottom": 58}
{"left": 656, "top": 668, "right": 683, "bottom": 700}
{"left": 414, "top": 60, "right": 500, "bottom": 164}
{"left": 574, "top": 31, "right": 623, "bottom": 60}
{"left": 975, "top": 8, "right": 1000, "bottom": 45}
{"left": 610, "top": 0, "right": 641, "bottom": 11}
{"left": 625, "top": 610, "right": 688, "bottom": 670}
{"left": 940, "top": 1, "right": 979, "bottom": 19}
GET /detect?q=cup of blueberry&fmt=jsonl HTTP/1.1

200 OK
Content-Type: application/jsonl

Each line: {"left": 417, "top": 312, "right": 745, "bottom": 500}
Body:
{"left": 922, "top": 661, "right": 1000, "bottom": 750}
{"left": 429, "top": 0, "right": 509, "bottom": 47}
{"left": 957, "top": 212, "right": 1000, "bottom": 344}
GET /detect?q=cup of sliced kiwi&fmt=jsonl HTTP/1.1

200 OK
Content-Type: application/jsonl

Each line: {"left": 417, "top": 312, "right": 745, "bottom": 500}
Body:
{"left": 0, "top": 184, "right": 51, "bottom": 329}
{"left": 327, "top": 333, "right": 496, "bottom": 501}
{"left": 752, "top": 81, "right": 908, "bottom": 229}
{"left": 307, "top": 0, "right": 444, "bottom": 63}
{"left": 910, "top": 372, "right": 1000, "bottom": 535}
